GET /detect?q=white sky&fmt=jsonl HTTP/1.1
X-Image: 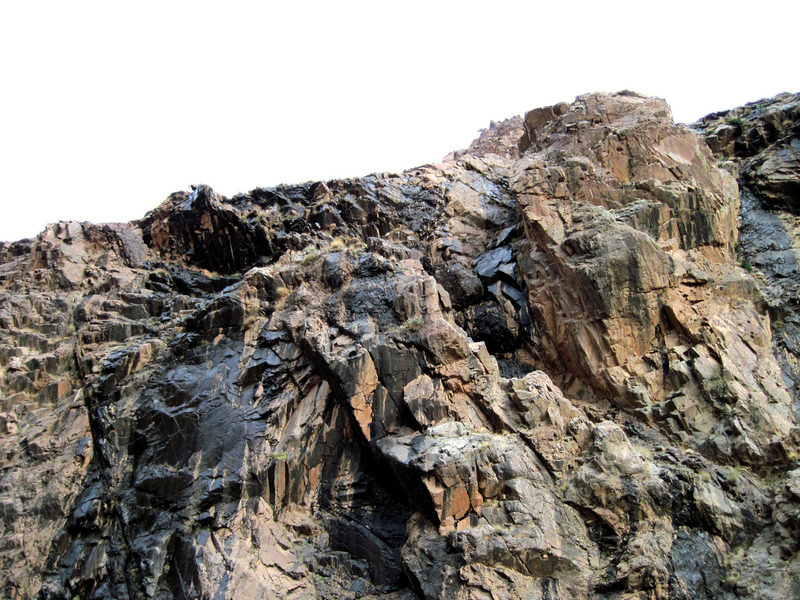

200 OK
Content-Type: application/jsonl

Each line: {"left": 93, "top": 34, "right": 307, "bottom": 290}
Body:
{"left": 1, "top": 0, "right": 797, "bottom": 241}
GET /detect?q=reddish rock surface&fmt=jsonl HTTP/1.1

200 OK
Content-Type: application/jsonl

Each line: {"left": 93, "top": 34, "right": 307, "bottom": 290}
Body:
{"left": 1, "top": 91, "right": 799, "bottom": 599}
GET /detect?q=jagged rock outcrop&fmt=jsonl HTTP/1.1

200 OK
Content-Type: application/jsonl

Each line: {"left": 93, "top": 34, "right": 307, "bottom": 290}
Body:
{"left": 1, "top": 91, "right": 799, "bottom": 600}
{"left": 445, "top": 117, "right": 525, "bottom": 161}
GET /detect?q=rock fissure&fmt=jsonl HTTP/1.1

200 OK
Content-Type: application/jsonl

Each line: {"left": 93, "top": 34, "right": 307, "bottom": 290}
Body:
{"left": 2, "top": 90, "right": 800, "bottom": 599}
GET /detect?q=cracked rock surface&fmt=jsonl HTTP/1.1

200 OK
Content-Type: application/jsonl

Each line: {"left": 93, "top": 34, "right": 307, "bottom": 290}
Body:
{"left": 1, "top": 91, "right": 799, "bottom": 599}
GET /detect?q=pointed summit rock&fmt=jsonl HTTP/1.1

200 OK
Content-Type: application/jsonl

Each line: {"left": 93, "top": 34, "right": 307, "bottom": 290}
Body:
{"left": 1, "top": 91, "right": 799, "bottom": 599}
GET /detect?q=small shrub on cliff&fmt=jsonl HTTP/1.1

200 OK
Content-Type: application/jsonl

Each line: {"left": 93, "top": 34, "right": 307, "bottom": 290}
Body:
{"left": 740, "top": 259, "right": 754, "bottom": 272}
{"left": 274, "top": 286, "right": 291, "bottom": 299}
{"left": 387, "top": 315, "right": 424, "bottom": 335}
{"left": 405, "top": 315, "right": 423, "bottom": 331}
{"left": 300, "top": 251, "right": 321, "bottom": 266}
{"left": 330, "top": 235, "right": 366, "bottom": 252}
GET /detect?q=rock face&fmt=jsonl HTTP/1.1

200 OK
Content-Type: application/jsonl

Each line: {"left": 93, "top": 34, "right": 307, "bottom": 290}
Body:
{"left": 1, "top": 91, "right": 799, "bottom": 600}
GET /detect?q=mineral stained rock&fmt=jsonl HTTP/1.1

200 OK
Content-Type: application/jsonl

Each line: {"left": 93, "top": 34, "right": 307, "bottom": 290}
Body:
{"left": 1, "top": 91, "right": 799, "bottom": 599}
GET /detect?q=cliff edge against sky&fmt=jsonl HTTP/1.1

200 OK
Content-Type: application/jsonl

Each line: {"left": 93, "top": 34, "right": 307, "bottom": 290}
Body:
{"left": 1, "top": 91, "right": 799, "bottom": 599}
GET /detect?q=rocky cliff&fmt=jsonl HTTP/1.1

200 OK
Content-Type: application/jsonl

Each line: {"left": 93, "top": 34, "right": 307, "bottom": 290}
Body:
{"left": 1, "top": 91, "right": 798, "bottom": 600}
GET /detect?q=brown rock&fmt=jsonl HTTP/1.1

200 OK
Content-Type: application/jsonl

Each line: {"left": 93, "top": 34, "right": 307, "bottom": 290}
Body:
{"left": 1, "top": 91, "right": 799, "bottom": 600}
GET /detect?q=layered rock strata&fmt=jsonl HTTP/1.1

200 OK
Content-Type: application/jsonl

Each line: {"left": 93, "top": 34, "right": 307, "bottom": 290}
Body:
{"left": 1, "top": 91, "right": 799, "bottom": 599}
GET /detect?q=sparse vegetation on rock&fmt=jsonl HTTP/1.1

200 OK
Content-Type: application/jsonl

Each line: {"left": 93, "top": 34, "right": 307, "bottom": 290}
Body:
{"left": 1, "top": 91, "right": 799, "bottom": 600}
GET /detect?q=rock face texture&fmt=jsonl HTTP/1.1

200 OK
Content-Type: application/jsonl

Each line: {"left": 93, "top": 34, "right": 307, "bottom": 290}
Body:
{"left": 1, "top": 91, "right": 799, "bottom": 600}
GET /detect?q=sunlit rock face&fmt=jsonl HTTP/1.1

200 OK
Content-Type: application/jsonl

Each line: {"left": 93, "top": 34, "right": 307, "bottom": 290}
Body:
{"left": 1, "top": 91, "right": 799, "bottom": 600}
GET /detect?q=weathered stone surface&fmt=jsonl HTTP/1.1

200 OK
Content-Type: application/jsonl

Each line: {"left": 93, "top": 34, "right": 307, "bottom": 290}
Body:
{"left": 1, "top": 91, "right": 799, "bottom": 600}
{"left": 696, "top": 93, "right": 800, "bottom": 407}
{"left": 444, "top": 116, "right": 525, "bottom": 161}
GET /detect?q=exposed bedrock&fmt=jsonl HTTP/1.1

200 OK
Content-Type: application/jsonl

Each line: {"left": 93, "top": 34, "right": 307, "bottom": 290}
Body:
{"left": 1, "top": 91, "right": 799, "bottom": 599}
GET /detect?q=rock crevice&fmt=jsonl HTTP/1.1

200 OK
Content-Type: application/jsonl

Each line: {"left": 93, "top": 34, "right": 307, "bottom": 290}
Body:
{"left": 1, "top": 91, "right": 799, "bottom": 599}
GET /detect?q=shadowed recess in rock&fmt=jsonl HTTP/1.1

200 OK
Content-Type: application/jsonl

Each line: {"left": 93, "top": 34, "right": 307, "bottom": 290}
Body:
{"left": 1, "top": 91, "right": 800, "bottom": 600}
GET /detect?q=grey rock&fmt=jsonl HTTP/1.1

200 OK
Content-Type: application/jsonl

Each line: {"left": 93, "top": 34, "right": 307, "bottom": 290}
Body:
{"left": 0, "top": 91, "right": 799, "bottom": 600}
